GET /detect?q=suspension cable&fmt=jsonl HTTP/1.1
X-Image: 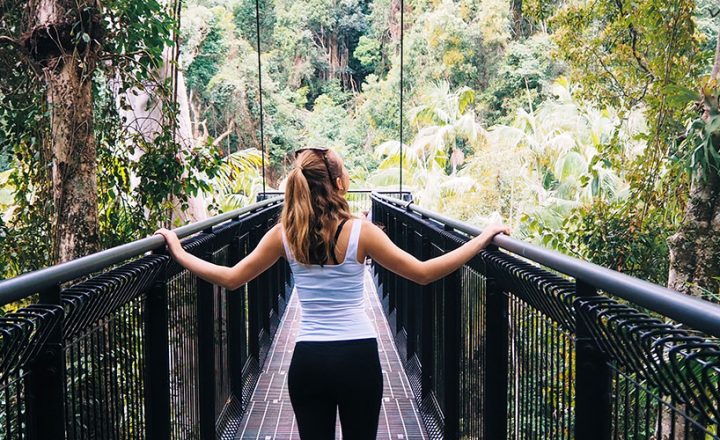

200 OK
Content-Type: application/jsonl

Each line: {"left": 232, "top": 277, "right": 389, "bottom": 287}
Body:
{"left": 399, "top": 0, "right": 404, "bottom": 194}
{"left": 171, "top": 0, "right": 182, "bottom": 146}
{"left": 255, "top": 0, "right": 267, "bottom": 194}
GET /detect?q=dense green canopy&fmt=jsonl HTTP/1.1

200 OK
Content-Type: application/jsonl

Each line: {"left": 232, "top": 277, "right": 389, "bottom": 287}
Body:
{"left": 1, "top": 0, "right": 719, "bottom": 310}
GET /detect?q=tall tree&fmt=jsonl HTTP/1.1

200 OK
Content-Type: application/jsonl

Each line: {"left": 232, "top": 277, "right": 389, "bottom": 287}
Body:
{"left": 667, "top": 27, "right": 720, "bottom": 296}
{"left": 23, "top": 0, "right": 101, "bottom": 262}
{"left": 551, "top": 0, "right": 703, "bottom": 285}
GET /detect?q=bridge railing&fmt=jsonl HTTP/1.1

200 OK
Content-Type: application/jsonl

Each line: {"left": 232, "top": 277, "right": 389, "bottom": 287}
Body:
{"left": 371, "top": 193, "right": 720, "bottom": 440}
{"left": 0, "top": 197, "right": 290, "bottom": 440}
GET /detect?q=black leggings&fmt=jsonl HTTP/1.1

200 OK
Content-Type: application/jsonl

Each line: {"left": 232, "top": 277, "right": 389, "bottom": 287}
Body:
{"left": 288, "top": 338, "right": 383, "bottom": 439}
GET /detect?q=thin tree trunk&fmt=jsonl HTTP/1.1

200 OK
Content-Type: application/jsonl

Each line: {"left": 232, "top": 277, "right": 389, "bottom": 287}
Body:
{"left": 667, "top": 30, "right": 720, "bottom": 297}
{"left": 712, "top": 29, "right": 720, "bottom": 80}
{"left": 511, "top": 0, "right": 524, "bottom": 39}
{"left": 26, "top": 0, "right": 100, "bottom": 263}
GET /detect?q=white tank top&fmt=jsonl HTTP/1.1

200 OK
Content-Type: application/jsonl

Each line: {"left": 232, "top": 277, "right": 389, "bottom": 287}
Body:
{"left": 280, "top": 219, "right": 378, "bottom": 342}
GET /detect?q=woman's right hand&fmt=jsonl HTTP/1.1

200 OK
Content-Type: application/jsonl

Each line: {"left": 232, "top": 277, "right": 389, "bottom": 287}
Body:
{"left": 154, "top": 228, "right": 183, "bottom": 258}
{"left": 483, "top": 224, "right": 512, "bottom": 239}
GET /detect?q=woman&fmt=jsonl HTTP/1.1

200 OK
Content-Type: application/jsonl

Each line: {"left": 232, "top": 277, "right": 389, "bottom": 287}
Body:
{"left": 154, "top": 147, "right": 510, "bottom": 439}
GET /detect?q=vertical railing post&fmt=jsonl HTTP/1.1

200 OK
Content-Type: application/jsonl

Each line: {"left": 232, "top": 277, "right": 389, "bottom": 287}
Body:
{"left": 397, "top": 221, "right": 407, "bottom": 338}
{"left": 389, "top": 214, "right": 397, "bottom": 314}
{"left": 405, "top": 229, "right": 420, "bottom": 360}
{"left": 574, "top": 281, "right": 611, "bottom": 440}
{"left": 227, "top": 228, "right": 245, "bottom": 403}
{"left": 270, "top": 260, "right": 279, "bottom": 315}
{"left": 27, "top": 284, "right": 66, "bottom": 440}
{"left": 420, "top": 230, "right": 434, "bottom": 399}
{"left": 145, "top": 254, "right": 171, "bottom": 439}
{"left": 382, "top": 207, "right": 391, "bottom": 298}
{"left": 483, "top": 256, "right": 509, "bottom": 439}
{"left": 259, "top": 218, "right": 271, "bottom": 340}
{"left": 443, "top": 232, "right": 461, "bottom": 440}
{"left": 247, "top": 224, "right": 261, "bottom": 360}
{"left": 197, "top": 231, "right": 217, "bottom": 440}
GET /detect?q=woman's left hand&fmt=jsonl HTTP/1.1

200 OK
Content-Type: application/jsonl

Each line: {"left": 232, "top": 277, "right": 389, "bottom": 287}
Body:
{"left": 154, "top": 228, "right": 182, "bottom": 257}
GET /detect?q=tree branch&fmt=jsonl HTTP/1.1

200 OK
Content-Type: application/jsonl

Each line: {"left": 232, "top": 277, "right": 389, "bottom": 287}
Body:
{"left": 0, "top": 35, "right": 41, "bottom": 76}
{"left": 212, "top": 121, "right": 235, "bottom": 147}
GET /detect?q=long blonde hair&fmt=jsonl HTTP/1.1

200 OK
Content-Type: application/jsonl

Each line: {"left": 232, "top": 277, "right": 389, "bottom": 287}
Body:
{"left": 281, "top": 149, "right": 353, "bottom": 266}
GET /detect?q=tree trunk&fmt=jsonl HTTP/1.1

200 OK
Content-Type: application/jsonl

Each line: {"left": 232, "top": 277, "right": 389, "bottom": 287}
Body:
{"left": 712, "top": 28, "right": 720, "bottom": 80}
{"left": 48, "top": 56, "right": 100, "bottom": 263}
{"left": 667, "top": 30, "right": 720, "bottom": 297}
{"left": 667, "top": 169, "right": 720, "bottom": 296}
{"left": 25, "top": 0, "right": 100, "bottom": 263}
{"left": 511, "top": 0, "right": 524, "bottom": 39}
{"left": 389, "top": 0, "right": 402, "bottom": 42}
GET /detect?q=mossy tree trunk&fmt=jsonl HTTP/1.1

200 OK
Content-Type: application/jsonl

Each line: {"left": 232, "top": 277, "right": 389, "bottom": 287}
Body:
{"left": 667, "top": 28, "right": 720, "bottom": 298}
{"left": 24, "top": 0, "right": 100, "bottom": 263}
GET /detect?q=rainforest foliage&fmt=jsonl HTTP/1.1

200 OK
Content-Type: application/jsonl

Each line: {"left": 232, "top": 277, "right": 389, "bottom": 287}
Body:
{"left": 1, "top": 0, "right": 719, "bottom": 306}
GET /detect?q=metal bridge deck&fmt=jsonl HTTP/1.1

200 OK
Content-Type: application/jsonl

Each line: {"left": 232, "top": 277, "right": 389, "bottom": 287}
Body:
{"left": 235, "top": 268, "right": 428, "bottom": 439}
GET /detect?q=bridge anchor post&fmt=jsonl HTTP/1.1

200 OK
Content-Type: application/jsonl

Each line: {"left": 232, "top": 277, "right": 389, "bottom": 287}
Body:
{"left": 27, "top": 284, "right": 66, "bottom": 440}
{"left": 574, "top": 281, "right": 611, "bottom": 440}
{"left": 483, "top": 261, "right": 509, "bottom": 440}
{"left": 197, "top": 231, "right": 217, "bottom": 440}
{"left": 145, "top": 254, "right": 171, "bottom": 439}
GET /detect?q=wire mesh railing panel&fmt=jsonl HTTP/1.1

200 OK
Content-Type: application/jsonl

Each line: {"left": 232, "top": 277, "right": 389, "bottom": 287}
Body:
{"left": 370, "top": 193, "right": 720, "bottom": 440}
{"left": 458, "top": 262, "right": 486, "bottom": 439}
{"left": 167, "top": 268, "right": 200, "bottom": 440}
{"left": 575, "top": 295, "right": 720, "bottom": 439}
{"left": 163, "top": 234, "right": 217, "bottom": 440}
{"left": 61, "top": 255, "right": 166, "bottom": 440}
{"left": 1, "top": 375, "right": 27, "bottom": 440}
{"left": 0, "top": 198, "right": 289, "bottom": 440}
{"left": 373, "top": 195, "right": 485, "bottom": 440}
{"left": 506, "top": 295, "right": 574, "bottom": 439}
{"left": 1, "top": 305, "right": 63, "bottom": 439}
{"left": 607, "top": 366, "right": 719, "bottom": 439}
{"left": 65, "top": 298, "right": 147, "bottom": 440}
{"left": 481, "top": 249, "right": 577, "bottom": 440}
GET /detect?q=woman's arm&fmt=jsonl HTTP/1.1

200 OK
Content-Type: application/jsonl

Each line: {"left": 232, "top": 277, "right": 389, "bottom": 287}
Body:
{"left": 154, "top": 224, "right": 284, "bottom": 291}
{"left": 362, "top": 220, "right": 510, "bottom": 286}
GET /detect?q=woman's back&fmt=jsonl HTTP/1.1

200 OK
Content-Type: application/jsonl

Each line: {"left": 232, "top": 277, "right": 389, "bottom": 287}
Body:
{"left": 281, "top": 218, "right": 377, "bottom": 342}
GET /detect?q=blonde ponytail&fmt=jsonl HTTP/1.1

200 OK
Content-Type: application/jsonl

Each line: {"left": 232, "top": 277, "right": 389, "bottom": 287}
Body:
{"left": 280, "top": 150, "right": 353, "bottom": 266}
{"left": 283, "top": 167, "right": 314, "bottom": 264}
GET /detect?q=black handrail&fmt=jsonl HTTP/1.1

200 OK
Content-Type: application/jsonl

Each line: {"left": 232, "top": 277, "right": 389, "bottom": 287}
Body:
{"left": 372, "top": 192, "right": 720, "bottom": 338}
{"left": 0, "top": 197, "right": 291, "bottom": 440}
{"left": 0, "top": 196, "right": 283, "bottom": 306}
{"left": 371, "top": 192, "right": 720, "bottom": 440}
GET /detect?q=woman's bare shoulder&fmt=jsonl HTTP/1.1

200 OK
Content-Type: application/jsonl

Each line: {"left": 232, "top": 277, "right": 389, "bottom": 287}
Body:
{"left": 357, "top": 217, "right": 384, "bottom": 242}
{"left": 262, "top": 223, "right": 283, "bottom": 244}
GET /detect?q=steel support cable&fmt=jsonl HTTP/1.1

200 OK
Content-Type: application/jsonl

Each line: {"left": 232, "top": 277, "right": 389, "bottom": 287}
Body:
{"left": 399, "top": 0, "right": 404, "bottom": 193}
{"left": 255, "top": 0, "right": 267, "bottom": 194}
{"left": 171, "top": 0, "right": 182, "bottom": 146}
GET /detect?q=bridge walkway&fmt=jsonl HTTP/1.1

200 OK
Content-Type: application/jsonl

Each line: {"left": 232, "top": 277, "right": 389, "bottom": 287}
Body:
{"left": 235, "top": 268, "right": 427, "bottom": 439}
